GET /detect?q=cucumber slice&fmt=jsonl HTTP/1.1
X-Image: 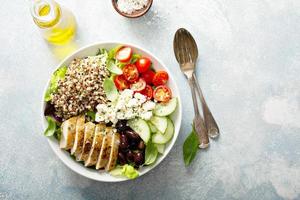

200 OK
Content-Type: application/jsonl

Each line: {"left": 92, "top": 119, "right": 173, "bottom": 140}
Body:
{"left": 155, "top": 144, "right": 165, "bottom": 154}
{"left": 153, "top": 98, "right": 177, "bottom": 117}
{"left": 152, "top": 118, "right": 174, "bottom": 144}
{"left": 150, "top": 116, "right": 168, "bottom": 133}
{"left": 148, "top": 122, "right": 158, "bottom": 133}
{"left": 128, "top": 118, "right": 150, "bottom": 143}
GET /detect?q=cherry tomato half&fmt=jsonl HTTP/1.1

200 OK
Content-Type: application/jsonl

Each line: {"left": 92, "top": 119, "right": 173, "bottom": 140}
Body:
{"left": 114, "top": 75, "right": 129, "bottom": 90}
{"left": 152, "top": 71, "right": 169, "bottom": 86}
{"left": 141, "top": 70, "right": 155, "bottom": 85}
{"left": 153, "top": 85, "right": 172, "bottom": 102}
{"left": 115, "top": 47, "right": 132, "bottom": 63}
{"left": 139, "top": 85, "right": 153, "bottom": 99}
{"left": 130, "top": 78, "right": 146, "bottom": 92}
{"left": 122, "top": 64, "right": 139, "bottom": 83}
{"left": 136, "top": 57, "right": 151, "bottom": 73}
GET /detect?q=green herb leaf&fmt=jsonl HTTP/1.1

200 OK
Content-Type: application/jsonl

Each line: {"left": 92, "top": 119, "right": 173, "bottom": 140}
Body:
{"left": 44, "top": 66, "right": 68, "bottom": 101}
{"left": 86, "top": 110, "right": 96, "bottom": 121}
{"left": 108, "top": 45, "right": 123, "bottom": 60}
{"left": 183, "top": 125, "right": 199, "bottom": 166}
{"left": 131, "top": 53, "right": 141, "bottom": 63}
{"left": 96, "top": 48, "right": 108, "bottom": 55}
{"left": 44, "top": 116, "right": 57, "bottom": 136}
{"left": 145, "top": 141, "right": 158, "bottom": 165}
{"left": 103, "top": 77, "right": 119, "bottom": 102}
{"left": 107, "top": 60, "right": 123, "bottom": 75}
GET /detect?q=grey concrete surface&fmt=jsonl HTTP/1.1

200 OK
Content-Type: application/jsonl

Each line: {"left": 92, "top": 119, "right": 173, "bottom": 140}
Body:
{"left": 0, "top": 0, "right": 299, "bottom": 199}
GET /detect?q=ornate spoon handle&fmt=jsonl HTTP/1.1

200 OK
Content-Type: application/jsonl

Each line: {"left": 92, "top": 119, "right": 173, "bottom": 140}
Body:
{"left": 188, "top": 78, "right": 209, "bottom": 148}
{"left": 192, "top": 73, "right": 219, "bottom": 138}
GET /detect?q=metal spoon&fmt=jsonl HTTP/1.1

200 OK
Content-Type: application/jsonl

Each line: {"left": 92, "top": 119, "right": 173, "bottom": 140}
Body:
{"left": 173, "top": 28, "right": 209, "bottom": 148}
{"left": 174, "top": 28, "right": 220, "bottom": 139}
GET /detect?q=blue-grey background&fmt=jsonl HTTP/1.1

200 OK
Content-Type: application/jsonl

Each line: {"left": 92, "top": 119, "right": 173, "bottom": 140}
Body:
{"left": 1, "top": 0, "right": 300, "bottom": 199}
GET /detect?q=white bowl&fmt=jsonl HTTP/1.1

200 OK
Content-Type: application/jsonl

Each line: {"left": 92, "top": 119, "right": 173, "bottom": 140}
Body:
{"left": 42, "top": 42, "right": 182, "bottom": 182}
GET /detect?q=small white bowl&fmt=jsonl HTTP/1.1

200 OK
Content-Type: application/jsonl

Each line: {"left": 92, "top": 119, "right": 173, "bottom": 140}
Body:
{"left": 42, "top": 42, "right": 182, "bottom": 182}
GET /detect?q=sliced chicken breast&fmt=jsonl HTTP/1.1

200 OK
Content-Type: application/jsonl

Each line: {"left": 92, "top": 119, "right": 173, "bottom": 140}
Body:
{"left": 78, "top": 122, "right": 95, "bottom": 162}
{"left": 105, "top": 132, "right": 120, "bottom": 171}
{"left": 85, "top": 124, "right": 106, "bottom": 167}
{"left": 70, "top": 115, "right": 85, "bottom": 158}
{"left": 96, "top": 128, "right": 113, "bottom": 170}
{"left": 59, "top": 116, "right": 78, "bottom": 150}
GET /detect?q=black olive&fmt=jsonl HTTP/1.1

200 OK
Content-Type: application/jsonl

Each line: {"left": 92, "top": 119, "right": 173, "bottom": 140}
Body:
{"left": 118, "top": 152, "right": 127, "bottom": 165}
{"left": 106, "top": 122, "right": 113, "bottom": 127}
{"left": 116, "top": 120, "right": 129, "bottom": 133}
{"left": 133, "top": 152, "right": 144, "bottom": 166}
{"left": 119, "top": 134, "right": 130, "bottom": 149}
{"left": 125, "top": 130, "right": 140, "bottom": 142}
{"left": 44, "top": 102, "right": 55, "bottom": 116}
{"left": 126, "top": 150, "right": 134, "bottom": 162}
{"left": 129, "top": 141, "right": 138, "bottom": 149}
{"left": 137, "top": 140, "right": 145, "bottom": 150}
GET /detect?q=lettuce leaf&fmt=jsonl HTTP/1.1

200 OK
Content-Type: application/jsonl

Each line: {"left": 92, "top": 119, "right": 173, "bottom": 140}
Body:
{"left": 44, "top": 66, "right": 68, "bottom": 101}
{"left": 110, "top": 164, "right": 139, "bottom": 179}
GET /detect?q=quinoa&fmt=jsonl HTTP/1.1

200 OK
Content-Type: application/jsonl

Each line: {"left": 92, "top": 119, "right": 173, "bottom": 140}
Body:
{"left": 51, "top": 55, "right": 110, "bottom": 120}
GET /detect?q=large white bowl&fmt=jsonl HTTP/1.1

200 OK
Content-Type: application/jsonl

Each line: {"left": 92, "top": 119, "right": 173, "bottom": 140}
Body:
{"left": 42, "top": 42, "right": 182, "bottom": 182}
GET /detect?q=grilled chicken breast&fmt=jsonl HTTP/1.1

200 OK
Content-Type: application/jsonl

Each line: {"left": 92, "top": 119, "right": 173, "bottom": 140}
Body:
{"left": 85, "top": 124, "right": 106, "bottom": 167}
{"left": 78, "top": 122, "right": 95, "bottom": 162}
{"left": 70, "top": 115, "right": 85, "bottom": 158}
{"left": 96, "top": 128, "right": 113, "bottom": 170}
{"left": 105, "top": 132, "right": 120, "bottom": 171}
{"left": 59, "top": 116, "right": 78, "bottom": 150}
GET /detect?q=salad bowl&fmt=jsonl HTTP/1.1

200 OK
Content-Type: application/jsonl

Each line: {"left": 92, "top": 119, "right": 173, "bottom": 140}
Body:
{"left": 42, "top": 42, "right": 182, "bottom": 182}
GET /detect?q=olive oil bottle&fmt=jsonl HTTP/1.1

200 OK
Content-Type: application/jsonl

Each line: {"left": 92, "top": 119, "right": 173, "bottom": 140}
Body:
{"left": 30, "top": 0, "right": 76, "bottom": 45}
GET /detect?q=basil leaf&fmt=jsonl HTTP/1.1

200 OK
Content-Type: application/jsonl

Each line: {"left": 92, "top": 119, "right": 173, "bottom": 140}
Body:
{"left": 44, "top": 66, "right": 68, "bottom": 101}
{"left": 145, "top": 141, "right": 158, "bottom": 165}
{"left": 107, "top": 60, "right": 123, "bottom": 75}
{"left": 103, "top": 77, "right": 119, "bottom": 102}
{"left": 44, "top": 116, "right": 57, "bottom": 136}
{"left": 131, "top": 53, "right": 141, "bottom": 63}
{"left": 183, "top": 126, "right": 199, "bottom": 166}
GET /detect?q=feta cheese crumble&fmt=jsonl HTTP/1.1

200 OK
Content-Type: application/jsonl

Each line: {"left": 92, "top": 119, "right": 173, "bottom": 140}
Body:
{"left": 117, "top": 0, "right": 148, "bottom": 14}
{"left": 95, "top": 89, "right": 156, "bottom": 125}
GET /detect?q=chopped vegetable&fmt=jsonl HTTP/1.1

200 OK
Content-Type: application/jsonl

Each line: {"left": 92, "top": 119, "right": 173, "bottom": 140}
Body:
{"left": 136, "top": 57, "right": 151, "bottom": 73}
{"left": 130, "top": 78, "right": 146, "bottom": 92}
{"left": 116, "top": 47, "right": 132, "bottom": 63}
{"left": 107, "top": 60, "right": 123, "bottom": 75}
{"left": 153, "top": 85, "right": 172, "bottom": 102}
{"left": 103, "top": 77, "right": 119, "bottom": 102}
{"left": 152, "top": 71, "right": 169, "bottom": 86}
{"left": 145, "top": 141, "right": 158, "bottom": 165}
{"left": 44, "top": 116, "right": 57, "bottom": 136}
{"left": 123, "top": 64, "right": 139, "bottom": 83}
{"left": 114, "top": 75, "right": 129, "bottom": 90}
{"left": 141, "top": 70, "right": 155, "bottom": 85}
{"left": 44, "top": 66, "right": 68, "bottom": 101}
{"left": 110, "top": 164, "right": 139, "bottom": 179}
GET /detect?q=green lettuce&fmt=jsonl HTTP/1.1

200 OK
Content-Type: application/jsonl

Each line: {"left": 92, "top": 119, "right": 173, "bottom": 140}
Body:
{"left": 44, "top": 66, "right": 68, "bottom": 101}
{"left": 110, "top": 164, "right": 139, "bottom": 179}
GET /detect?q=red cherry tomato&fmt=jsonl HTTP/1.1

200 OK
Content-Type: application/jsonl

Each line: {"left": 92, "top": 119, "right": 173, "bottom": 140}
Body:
{"left": 122, "top": 64, "right": 139, "bottom": 83}
{"left": 115, "top": 47, "right": 132, "bottom": 63}
{"left": 130, "top": 78, "right": 146, "bottom": 92}
{"left": 141, "top": 70, "right": 155, "bottom": 85}
{"left": 114, "top": 75, "right": 129, "bottom": 90}
{"left": 136, "top": 57, "right": 151, "bottom": 73}
{"left": 152, "top": 71, "right": 169, "bottom": 86}
{"left": 153, "top": 85, "right": 172, "bottom": 102}
{"left": 139, "top": 85, "right": 153, "bottom": 99}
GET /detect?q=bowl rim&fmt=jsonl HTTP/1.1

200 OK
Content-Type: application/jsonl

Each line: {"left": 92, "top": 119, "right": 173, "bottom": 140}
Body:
{"left": 41, "top": 41, "right": 182, "bottom": 182}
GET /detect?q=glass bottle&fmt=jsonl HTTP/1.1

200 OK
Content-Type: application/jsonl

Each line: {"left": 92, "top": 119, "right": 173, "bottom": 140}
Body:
{"left": 30, "top": 0, "right": 76, "bottom": 45}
